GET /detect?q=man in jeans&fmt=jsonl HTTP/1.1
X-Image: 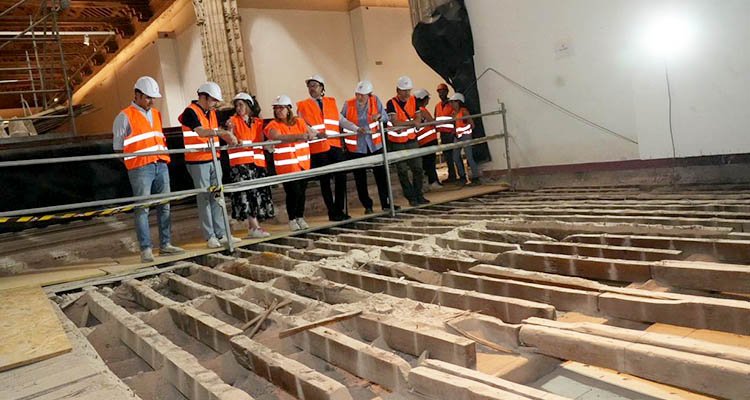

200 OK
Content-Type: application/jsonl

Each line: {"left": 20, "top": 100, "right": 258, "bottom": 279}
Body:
{"left": 179, "top": 82, "right": 239, "bottom": 248}
{"left": 112, "top": 76, "right": 184, "bottom": 262}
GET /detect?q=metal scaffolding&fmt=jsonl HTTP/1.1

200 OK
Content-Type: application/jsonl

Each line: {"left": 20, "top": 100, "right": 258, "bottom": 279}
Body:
{"left": 0, "top": 0, "right": 77, "bottom": 134}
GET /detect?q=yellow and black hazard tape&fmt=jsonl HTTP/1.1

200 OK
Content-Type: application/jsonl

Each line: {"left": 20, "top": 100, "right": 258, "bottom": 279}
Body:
{"left": 0, "top": 197, "right": 176, "bottom": 225}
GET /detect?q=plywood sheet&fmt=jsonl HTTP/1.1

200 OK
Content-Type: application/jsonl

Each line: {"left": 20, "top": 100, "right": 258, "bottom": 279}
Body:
{"left": 0, "top": 286, "right": 72, "bottom": 372}
{"left": 0, "top": 268, "right": 106, "bottom": 291}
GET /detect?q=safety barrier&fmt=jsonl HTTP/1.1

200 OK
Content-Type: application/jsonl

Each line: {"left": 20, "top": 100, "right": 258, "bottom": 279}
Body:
{"left": 0, "top": 107, "right": 510, "bottom": 253}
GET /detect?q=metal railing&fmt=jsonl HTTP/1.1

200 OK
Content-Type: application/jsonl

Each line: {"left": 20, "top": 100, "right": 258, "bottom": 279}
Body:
{"left": 0, "top": 108, "right": 511, "bottom": 253}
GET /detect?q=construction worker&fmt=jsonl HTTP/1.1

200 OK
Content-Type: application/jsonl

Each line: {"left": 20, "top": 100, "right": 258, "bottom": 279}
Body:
{"left": 226, "top": 92, "right": 274, "bottom": 238}
{"left": 450, "top": 93, "right": 480, "bottom": 186}
{"left": 413, "top": 88, "right": 440, "bottom": 191}
{"left": 265, "top": 95, "right": 323, "bottom": 231}
{"left": 112, "top": 76, "right": 185, "bottom": 263}
{"left": 179, "top": 82, "right": 240, "bottom": 248}
{"left": 385, "top": 75, "right": 429, "bottom": 206}
{"left": 434, "top": 83, "right": 459, "bottom": 183}
{"left": 342, "top": 80, "right": 400, "bottom": 214}
{"left": 296, "top": 74, "right": 360, "bottom": 221}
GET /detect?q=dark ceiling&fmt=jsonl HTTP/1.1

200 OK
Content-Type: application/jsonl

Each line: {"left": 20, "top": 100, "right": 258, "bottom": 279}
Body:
{"left": 0, "top": 0, "right": 173, "bottom": 110}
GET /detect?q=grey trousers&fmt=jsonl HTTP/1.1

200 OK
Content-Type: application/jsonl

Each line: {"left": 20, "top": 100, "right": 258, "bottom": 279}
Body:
{"left": 187, "top": 162, "right": 227, "bottom": 240}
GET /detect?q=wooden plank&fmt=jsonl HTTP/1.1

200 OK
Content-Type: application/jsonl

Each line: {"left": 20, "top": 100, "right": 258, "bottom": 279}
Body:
{"left": 279, "top": 310, "right": 362, "bottom": 338}
{"left": 0, "top": 286, "right": 72, "bottom": 372}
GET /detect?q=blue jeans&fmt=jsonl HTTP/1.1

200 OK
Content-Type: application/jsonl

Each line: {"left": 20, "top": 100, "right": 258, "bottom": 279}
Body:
{"left": 186, "top": 162, "right": 226, "bottom": 240}
{"left": 454, "top": 135, "right": 479, "bottom": 180}
{"left": 127, "top": 162, "right": 171, "bottom": 250}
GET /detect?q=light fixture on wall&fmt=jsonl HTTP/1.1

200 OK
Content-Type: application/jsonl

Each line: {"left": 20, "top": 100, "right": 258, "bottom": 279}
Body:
{"left": 641, "top": 13, "right": 695, "bottom": 160}
{"left": 83, "top": 34, "right": 90, "bottom": 46}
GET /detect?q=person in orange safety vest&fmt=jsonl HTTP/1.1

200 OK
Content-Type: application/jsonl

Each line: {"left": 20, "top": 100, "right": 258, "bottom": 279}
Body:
{"left": 112, "top": 76, "right": 185, "bottom": 263}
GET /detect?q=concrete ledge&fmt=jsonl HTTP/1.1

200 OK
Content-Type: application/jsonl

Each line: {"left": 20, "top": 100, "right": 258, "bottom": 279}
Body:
{"left": 598, "top": 292, "right": 750, "bottom": 335}
{"left": 421, "top": 359, "right": 568, "bottom": 400}
{"left": 167, "top": 304, "right": 243, "bottom": 353}
{"left": 442, "top": 271, "right": 599, "bottom": 314}
{"left": 164, "top": 273, "right": 219, "bottom": 299}
{"left": 380, "top": 248, "right": 478, "bottom": 273}
{"left": 85, "top": 291, "right": 253, "bottom": 400}
{"left": 521, "top": 240, "right": 682, "bottom": 262}
{"left": 653, "top": 260, "right": 750, "bottom": 293}
{"left": 518, "top": 324, "right": 750, "bottom": 399}
{"left": 355, "top": 314, "right": 477, "bottom": 367}
{"left": 230, "top": 335, "right": 352, "bottom": 400}
{"left": 318, "top": 265, "right": 556, "bottom": 323}
{"left": 408, "top": 366, "right": 529, "bottom": 400}
{"left": 497, "top": 250, "right": 652, "bottom": 282}
{"left": 523, "top": 317, "right": 750, "bottom": 365}
{"left": 292, "top": 325, "right": 411, "bottom": 392}
{"left": 125, "top": 279, "right": 179, "bottom": 310}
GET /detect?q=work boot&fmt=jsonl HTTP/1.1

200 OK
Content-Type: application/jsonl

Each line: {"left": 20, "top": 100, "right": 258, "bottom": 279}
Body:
{"left": 141, "top": 248, "right": 155, "bottom": 263}
{"left": 160, "top": 244, "right": 185, "bottom": 256}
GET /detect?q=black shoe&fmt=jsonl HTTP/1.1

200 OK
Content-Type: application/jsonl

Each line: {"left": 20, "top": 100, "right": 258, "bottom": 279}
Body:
{"left": 468, "top": 180, "right": 482, "bottom": 186}
{"left": 408, "top": 199, "right": 419, "bottom": 207}
{"left": 417, "top": 198, "right": 431, "bottom": 205}
{"left": 442, "top": 177, "right": 458, "bottom": 184}
{"left": 364, "top": 208, "right": 374, "bottom": 215}
{"left": 341, "top": 213, "right": 352, "bottom": 220}
{"left": 381, "top": 205, "right": 401, "bottom": 211}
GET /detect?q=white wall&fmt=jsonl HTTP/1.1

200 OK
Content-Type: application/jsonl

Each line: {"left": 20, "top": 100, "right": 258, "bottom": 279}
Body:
{"left": 240, "top": 8, "right": 360, "bottom": 113}
{"left": 70, "top": 4, "right": 443, "bottom": 133}
{"left": 466, "top": 0, "right": 750, "bottom": 170}
{"left": 350, "top": 6, "right": 444, "bottom": 102}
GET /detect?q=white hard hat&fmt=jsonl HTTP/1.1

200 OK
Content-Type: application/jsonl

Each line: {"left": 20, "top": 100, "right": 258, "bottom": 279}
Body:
{"left": 233, "top": 92, "right": 254, "bottom": 105}
{"left": 355, "top": 80, "right": 373, "bottom": 95}
{"left": 272, "top": 95, "right": 293, "bottom": 107}
{"left": 305, "top": 74, "right": 325, "bottom": 87}
{"left": 413, "top": 88, "right": 429, "bottom": 100}
{"left": 396, "top": 76, "right": 413, "bottom": 90}
{"left": 134, "top": 76, "right": 161, "bottom": 98}
{"left": 197, "top": 82, "right": 223, "bottom": 102}
{"left": 449, "top": 93, "right": 465, "bottom": 103}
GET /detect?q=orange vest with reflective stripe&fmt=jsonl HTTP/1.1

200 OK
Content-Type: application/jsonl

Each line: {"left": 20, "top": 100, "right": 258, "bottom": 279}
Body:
{"left": 297, "top": 97, "right": 341, "bottom": 154}
{"left": 434, "top": 101, "right": 455, "bottom": 134}
{"left": 416, "top": 106, "right": 438, "bottom": 146}
{"left": 386, "top": 96, "right": 417, "bottom": 143}
{"left": 343, "top": 96, "right": 382, "bottom": 153}
{"left": 228, "top": 115, "right": 266, "bottom": 168}
{"left": 121, "top": 105, "right": 169, "bottom": 170}
{"left": 455, "top": 108, "right": 473, "bottom": 139}
{"left": 181, "top": 103, "right": 220, "bottom": 162}
{"left": 265, "top": 119, "right": 311, "bottom": 174}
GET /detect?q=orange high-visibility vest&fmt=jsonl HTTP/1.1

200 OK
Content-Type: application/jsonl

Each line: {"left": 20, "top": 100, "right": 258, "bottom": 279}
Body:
{"left": 296, "top": 97, "right": 341, "bottom": 154}
{"left": 265, "top": 119, "right": 311, "bottom": 174}
{"left": 416, "top": 106, "right": 438, "bottom": 146}
{"left": 121, "top": 105, "right": 170, "bottom": 170}
{"left": 342, "top": 96, "right": 382, "bottom": 153}
{"left": 455, "top": 108, "right": 473, "bottom": 139}
{"left": 181, "top": 103, "right": 220, "bottom": 163}
{"left": 386, "top": 96, "right": 417, "bottom": 143}
{"left": 228, "top": 115, "right": 266, "bottom": 168}
{"left": 434, "top": 101, "right": 455, "bottom": 134}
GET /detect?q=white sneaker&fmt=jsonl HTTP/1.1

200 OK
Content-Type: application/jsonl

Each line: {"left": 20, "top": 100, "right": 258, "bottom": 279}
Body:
{"left": 220, "top": 235, "right": 241, "bottom": 244}
{"left": 141, "top": 248, "right": 154, "bottom": 263}
{"left": 207, "top": 237, "right": 222, "bottom": 248}
{"left": 249, "top": 228, "right": 271, "bottom": 238}
{"left": 296, "top": 218, "right": 309, "bottom": 229}
{"left": 289, "top": 219, "right": 301, "bottom": 231}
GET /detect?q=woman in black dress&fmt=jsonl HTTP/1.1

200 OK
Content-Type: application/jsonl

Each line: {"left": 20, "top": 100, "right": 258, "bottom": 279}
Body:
{"left": 226, "top": 92, "right": 275, "bottom": 237}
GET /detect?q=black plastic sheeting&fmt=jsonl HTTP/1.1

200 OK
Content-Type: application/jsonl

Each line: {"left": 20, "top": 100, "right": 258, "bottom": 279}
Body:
{"left": 412, "top": 0, "right": 491, "bottom": 163}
